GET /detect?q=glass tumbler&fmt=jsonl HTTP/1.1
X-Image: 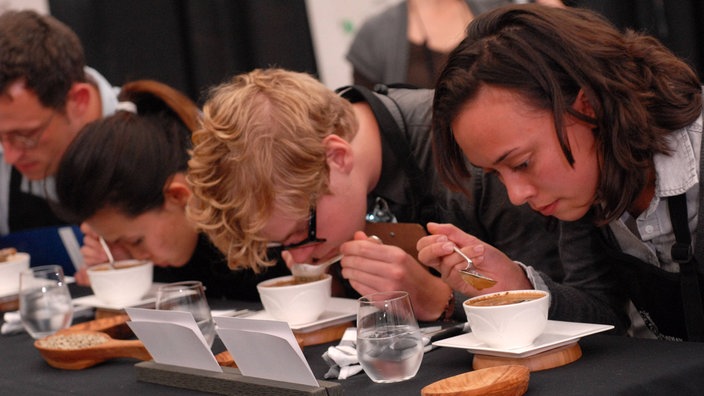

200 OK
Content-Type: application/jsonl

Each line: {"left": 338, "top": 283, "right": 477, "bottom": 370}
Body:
{"left": 357, "top": 291, "right": 424, "bottom": 383}
{"left": 19, "top": 265, "right": 73, "bottom": 339}
{"left": 155, "top": 281, "right": 216, "bottom": 347}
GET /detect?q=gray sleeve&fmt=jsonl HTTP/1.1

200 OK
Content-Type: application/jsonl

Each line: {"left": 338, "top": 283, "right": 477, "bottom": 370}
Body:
{"left": 536, "top": 217, "right": 630, "bottom": 333}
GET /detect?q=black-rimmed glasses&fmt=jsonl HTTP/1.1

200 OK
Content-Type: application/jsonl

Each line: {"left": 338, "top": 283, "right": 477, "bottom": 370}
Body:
{"left": 269, "top": 207, "right": 327, "bottom": 250}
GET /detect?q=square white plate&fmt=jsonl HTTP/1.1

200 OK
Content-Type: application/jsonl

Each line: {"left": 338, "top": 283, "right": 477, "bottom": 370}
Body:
{"left": 433, "top": 320, "right": 614, "bottom": 358}
{"left": 243, "top": 297, "right": 357, "bottom": 332}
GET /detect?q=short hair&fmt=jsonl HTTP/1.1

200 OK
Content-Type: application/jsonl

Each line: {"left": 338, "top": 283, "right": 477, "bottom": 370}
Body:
{"left": 432, "top": 4, "right": 702, "bottom": 224}
{"left": 55, "top": 80, "right": 198, "bottom": 222}
{"left": 0, "top": 9, "right": 86, "bottom": 109}
{"left": 187, "top": 68, "right": 358, "bottom": 271}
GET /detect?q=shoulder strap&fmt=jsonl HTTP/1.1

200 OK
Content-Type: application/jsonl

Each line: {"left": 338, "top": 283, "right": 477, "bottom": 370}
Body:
{"left": 668, "top": 193, "right": 704, "bottom": 341}
{"left": 336, "top": 84, "right": 425, "bottom": 193}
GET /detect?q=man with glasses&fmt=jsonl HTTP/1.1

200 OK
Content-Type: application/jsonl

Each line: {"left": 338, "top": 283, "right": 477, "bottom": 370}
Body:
{"left": 188, "top": 68, "right": 564, "bottom": 322}
{"left": 0, "top": 10, "right": 120, "bottom": 235}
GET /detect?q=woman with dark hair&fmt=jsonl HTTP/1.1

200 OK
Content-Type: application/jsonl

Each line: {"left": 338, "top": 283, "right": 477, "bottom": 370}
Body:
{"left": 418, "top": 4, "right": 703, "bottom": 340}
{"left": 55, "top": 80, "right": 287, "bottom": 300}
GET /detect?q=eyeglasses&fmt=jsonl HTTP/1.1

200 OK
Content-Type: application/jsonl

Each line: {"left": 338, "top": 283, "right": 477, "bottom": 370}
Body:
{"left": 0, "top": 113, "right": 54, "bottom": 150}
{"left": 269, "top": 207, "right": 327, "bottom": 251}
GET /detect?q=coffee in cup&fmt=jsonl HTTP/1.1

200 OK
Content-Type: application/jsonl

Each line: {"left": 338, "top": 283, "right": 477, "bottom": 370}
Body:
{"left": 463, "top": 289, "right": 550, "bottom": 349}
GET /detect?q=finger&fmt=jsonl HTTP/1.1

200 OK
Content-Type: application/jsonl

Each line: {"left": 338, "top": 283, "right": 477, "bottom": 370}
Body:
{"left": 281, "top": 250, "right": 295, "bottom": 270}
{"left": 427, "top": 222, "right": 480, "bottom": 247}
{"left": 416, "top": 233, "right": 448, "bottom": 251}
{"left": 79, "top": 222, "right": 97, "bottom": 237}
{"left": 352, "top": 230, "right": 383, "bottom": 244}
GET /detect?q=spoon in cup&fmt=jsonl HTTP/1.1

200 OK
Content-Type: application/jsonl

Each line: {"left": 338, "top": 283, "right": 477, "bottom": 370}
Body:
{"left": 98, "top": 236, "right": 116, "bottom": 270}
{"left": 290, "top": 254, "right": 344, "bottom": 283}
{"left": 454, "top": 246, "right": 497, "bottom": 290}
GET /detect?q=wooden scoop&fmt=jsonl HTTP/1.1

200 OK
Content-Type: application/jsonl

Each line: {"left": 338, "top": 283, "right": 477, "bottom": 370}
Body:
{"left": 421, "top": 365, "right": 530, "bottom": 396}
{"left": 34, "top": 330, "right": 151, "bottom": 370}
{"left": 64, "top": 314, "right": 133, "bottom": 339}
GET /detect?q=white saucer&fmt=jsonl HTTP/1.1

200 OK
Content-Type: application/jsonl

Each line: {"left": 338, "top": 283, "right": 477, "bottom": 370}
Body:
{"left": 72, "top": 282, "right": 164, "bottom": 311}
{"left": 72, "top": 294, "right": 156, "bottom": 311}
{"left": 243, "top": 297, "right": 357, "bottom": 332}
{"left": 0, "top": 276, "right": 76, "bottom": 300}
{"left": 433, "top": 320, "right": 614, "bottom": 358}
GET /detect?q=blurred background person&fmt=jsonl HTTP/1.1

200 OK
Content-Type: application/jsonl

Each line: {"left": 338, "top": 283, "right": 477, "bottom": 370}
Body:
{"left": 0, "top": 9, "right": 120, "bottom": 235}
{"left": 346, "top": 0, "right": 564, "bottom": 89}
{"left": 55, "top": 80, "right": 288, "bottom": 300}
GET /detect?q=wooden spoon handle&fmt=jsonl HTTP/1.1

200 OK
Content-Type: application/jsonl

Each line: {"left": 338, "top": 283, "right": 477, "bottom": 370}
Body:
{"left": 64, "top": 314, "right": 133, "bottom": 339}
{"left": 102, "top": 339, "right": 152, "bottom": 361}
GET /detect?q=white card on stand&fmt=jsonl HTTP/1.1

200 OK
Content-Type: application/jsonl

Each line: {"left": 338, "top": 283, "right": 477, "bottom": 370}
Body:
{"left": 126, "top": 307, "right": 222, "bottom": 373}
{"left": 214, "top": 316, "right": 318, "bottom": 387}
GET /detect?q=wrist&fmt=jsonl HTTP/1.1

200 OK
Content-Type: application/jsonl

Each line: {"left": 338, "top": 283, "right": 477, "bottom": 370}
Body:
{"left": 434, "top": 290, "right": 456, "bottom": 322}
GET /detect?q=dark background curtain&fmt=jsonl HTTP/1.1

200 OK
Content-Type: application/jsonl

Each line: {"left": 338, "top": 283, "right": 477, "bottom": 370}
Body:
{"left": 48, "top": 0, "right": 318, "bottom": 104}
{"left": 576, "top": 0, "right": 704, "bottom": 81}
{"left": 48, "top": 0, "right": 702, "bottom": 105}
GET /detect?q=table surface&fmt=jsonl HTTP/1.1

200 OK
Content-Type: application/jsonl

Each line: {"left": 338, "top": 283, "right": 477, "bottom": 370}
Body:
{"left": 3, "top": 285, "right": 704, "bottom": 395}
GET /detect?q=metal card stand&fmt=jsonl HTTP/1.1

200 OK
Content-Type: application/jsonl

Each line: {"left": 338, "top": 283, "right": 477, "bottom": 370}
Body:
{"left": 135, "top": 361, "right": 343, "bottom": 396}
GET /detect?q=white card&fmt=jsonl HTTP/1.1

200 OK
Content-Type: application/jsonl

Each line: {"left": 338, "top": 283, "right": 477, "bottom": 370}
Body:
{"left": 126, "top": 307, "right": 222, "bottom": 372}
{"left": 214, "top": 317, "right": 318, "bottom": 387}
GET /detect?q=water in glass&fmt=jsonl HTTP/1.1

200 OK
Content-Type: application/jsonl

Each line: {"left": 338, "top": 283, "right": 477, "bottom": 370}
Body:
{"left": 357, "top": 291, "right": 424, "bottom": 383}
{"left": 19, "top": 265, "right": 73, "bottom": 339}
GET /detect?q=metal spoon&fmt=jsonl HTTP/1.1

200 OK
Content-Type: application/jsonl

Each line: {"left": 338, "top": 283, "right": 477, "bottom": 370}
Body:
{"left": 290, "top": 254, "right": 343, "bottom": 283}
{"left": 98, "top": 236, "right": 116, "bottom": 270}
{"left": 454, "top": 246, "right": 497, "bottom": 290}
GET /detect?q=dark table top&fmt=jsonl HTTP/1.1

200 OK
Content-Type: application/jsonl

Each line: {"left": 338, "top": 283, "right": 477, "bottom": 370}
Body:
{"left": 3, "top": 286, "right": 704, "bottom": 395}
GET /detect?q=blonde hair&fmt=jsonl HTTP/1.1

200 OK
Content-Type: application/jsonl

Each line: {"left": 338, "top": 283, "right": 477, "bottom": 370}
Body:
{"left": 187, "top": 69, "right": 358, "bottom": 271}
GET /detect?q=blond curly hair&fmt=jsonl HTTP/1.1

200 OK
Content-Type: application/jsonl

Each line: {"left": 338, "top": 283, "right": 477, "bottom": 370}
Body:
{"left": 187, "top": 69, "right": 358, "bottom": 271}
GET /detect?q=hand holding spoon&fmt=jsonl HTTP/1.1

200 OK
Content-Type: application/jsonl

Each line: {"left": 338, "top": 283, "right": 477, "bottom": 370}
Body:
{"left": 454, "top": 246, "right": 497, "bottom": 290}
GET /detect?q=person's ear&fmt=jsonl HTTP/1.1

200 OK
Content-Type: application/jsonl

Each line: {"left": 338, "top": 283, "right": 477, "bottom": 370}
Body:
{"left": 573, "top": 89, "right": 596, "bottom": 118}
{"left": 164, "top": 176, "right": 192, "bottom": 207}
{"left": 65, "top": 82, "right": 96, "bottom": 123}
{"left": 323, "top": 134, "right": 354, "bottom": 175}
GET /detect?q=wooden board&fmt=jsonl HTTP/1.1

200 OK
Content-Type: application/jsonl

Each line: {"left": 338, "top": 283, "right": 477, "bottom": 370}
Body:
{"left": 472, "top": 342, "right": 582, "bottom": 372}
{"left": 136, "top": 361, "right": 343, "bottom": 396}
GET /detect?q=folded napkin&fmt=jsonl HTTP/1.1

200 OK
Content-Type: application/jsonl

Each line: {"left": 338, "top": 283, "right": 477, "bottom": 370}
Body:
{"left": 322, "top": 326, "right": 440, "bottom": 380}
{"left": 2, "top": 305, "right": 93, "bottom": 335}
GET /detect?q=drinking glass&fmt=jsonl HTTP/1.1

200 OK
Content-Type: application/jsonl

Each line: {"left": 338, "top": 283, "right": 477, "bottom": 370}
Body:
{"left": 19, "top": 265, "right": 73, "bottom": 339}
{"left": 356, "top": 291, "right": 424, "bottom": 383}
{"left": 155, "top": 281, "right": 216, "bottom": 347}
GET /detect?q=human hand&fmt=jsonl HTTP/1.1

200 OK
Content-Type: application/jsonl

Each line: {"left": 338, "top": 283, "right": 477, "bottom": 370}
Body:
{"left": 417, "top": 222, "right": 532, "bottom": 297}
{"left": 339, "top": 231, "right": 453, "bottom": 321}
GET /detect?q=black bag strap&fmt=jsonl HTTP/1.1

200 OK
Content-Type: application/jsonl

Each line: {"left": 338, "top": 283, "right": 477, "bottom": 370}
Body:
{"left": 668, "top": 193, "right": 704, "bottom": 341}
{"left": 336, "top": 84, "right": 426, "bottom": 196}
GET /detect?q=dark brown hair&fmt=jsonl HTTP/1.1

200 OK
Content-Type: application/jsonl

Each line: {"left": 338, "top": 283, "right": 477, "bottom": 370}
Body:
{"left": 0, "top": 10, "right": 85, "bottom": 109}
{"left": 432, "top": 4, "right": 702, "bottom": 224}
{"left": 55, "top": 80, "right": 199, "bottom": 222}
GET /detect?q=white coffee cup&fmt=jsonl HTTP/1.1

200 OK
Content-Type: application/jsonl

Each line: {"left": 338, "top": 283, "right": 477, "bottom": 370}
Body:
{"left": 87, "top": 260, "right": 153, "bottom": 307}
{"left": 256, "top": 274, "right": 331, "bottom": 325}
{"left": 0, "top": 252, "right": 30, "bottom": 295}
{"left": 463, "top": 289, "right": 550, "bottom": 349}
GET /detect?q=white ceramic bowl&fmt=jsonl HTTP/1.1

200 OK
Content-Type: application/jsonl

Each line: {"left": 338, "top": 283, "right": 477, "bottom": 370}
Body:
{"left": 463, "top": 289, "right": 550, "bottom": 349}
{"left": 0, "top": 252, "right": 30, "bottom": 295}
{"left": 87, "top": 260, "right": 153, "bottom": 307}
{"left": 256, "top": 274, "right": 332, "bottom": 326}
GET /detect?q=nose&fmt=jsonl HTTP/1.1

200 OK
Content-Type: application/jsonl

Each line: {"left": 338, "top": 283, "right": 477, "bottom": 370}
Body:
{"left": 503, "top": 175, "right": 536, "bottom": 206}
{"left": 1, "top": 143, "right": 23, "bottom": 165}
{"left": 286, "top": 245, "right": 317, "bottom": 264}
